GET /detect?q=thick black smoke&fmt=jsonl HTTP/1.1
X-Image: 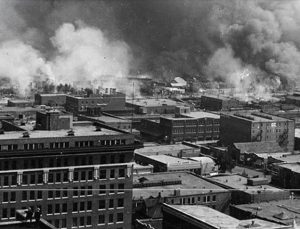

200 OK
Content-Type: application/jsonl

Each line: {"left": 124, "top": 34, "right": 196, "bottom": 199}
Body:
{"left": 1, "top": 0, "right": 300, "bottom": 96}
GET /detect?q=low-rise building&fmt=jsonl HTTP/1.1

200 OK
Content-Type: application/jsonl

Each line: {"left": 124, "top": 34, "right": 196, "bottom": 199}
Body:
{"left": 162, "top": 204, "right": 291, "bottom": 229}
{"left": 133, "top": 172, "right": 231, "bottom": 219}
{"left": 200, "top": 94, "right": 241, "bottom": 111}
{"left": 7, "top": 100, "right": 34, "bottom": 108}
{"left": 230, "top": 199, "right": 300, "bottom": 226}
{"left": 34, "top": 93, "right": 66, "bottom": 107}
{"left": 208, "top": 174, "right": 290, "bottom": 204}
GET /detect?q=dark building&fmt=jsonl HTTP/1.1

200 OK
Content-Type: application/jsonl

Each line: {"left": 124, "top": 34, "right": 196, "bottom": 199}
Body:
{"left": 140, "top": 111, "right": 220, "bottom": 143}
{"left": 0, "top": 117, "right": 140, "bottom": 229}
{"left": 7, "top": 100, "right": 34, "bottom": 108}
{"left": 35, "top": 111, "right": 72, "bottom": 131}
{"left": 65, "top": 93, "right": 126, "bottom": 115}
{"left": 285, "top": 93, "right": 300, "bottom": 107}
{"left": 207, "top": 174, "right": 290, "bottom": 205}
{"left": 132, "top": 172, "right": 231, "bottom": 219}
{"left": 200, "top": 95, "right": 241, "bottom": 111}
{"left": 34, "top": 94, "right": 66, "bottom": 107}
{"left": 220, "top": 111, "right": 295, "bottom": 151}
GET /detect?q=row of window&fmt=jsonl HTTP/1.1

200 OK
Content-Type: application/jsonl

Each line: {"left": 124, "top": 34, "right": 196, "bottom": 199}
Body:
{"left": 1, "top": 183, "right": 125, "bottom": 203}
{"left": 0, "top": 139, "right": 128, "bottom": 152}
{"left": 0, "top": 154, "right": 126, "bottom": 171}
{"left": 1, "top": 208, "right": 15, "bottom": 220}
{"left": 168, "top": 195, "right": 217, "bottom": 205}
{"left": 98, "top": 198, "right": 124, "bottom": 209}
{"left": 172, "top": 127, "right": 219, "bottom": 134}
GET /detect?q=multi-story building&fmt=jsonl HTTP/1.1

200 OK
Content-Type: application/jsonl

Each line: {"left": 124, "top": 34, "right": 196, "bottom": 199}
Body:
{"left": 0, "top": 113, "right": 140, "bottom": 229}
{"left": 220, "top": 111, "right": 295, "bottom": 151}
{"left": 34, "top": 94, "right": 67, "bottom": 107}
{"left": 200, "top": 95, "right": 241, "bottom": 111}
{"left": 65, "top": 93, "right": 126, "bottom": 115}
{"left": 140, "top": 111, "right": 220, "bottom": 143}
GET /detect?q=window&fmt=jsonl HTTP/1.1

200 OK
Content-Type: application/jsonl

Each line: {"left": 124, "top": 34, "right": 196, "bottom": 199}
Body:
{"left": 37, "top": 191, "right": 42, "bottom": 200}
{"left": 109, "top": 199, "right": 114, "bottom": 208}
{"left": 63, "top": 188, "right": 68, "bottom": 198}
{"left": 87, "top": 201, "right": 92, "bottom": 211}
{"left": 87, "top": 216, "right": 91, "bottom": 225}
{"left": 119, "top": 169, "right": 125, "bottom": 178}
{"left": 48, "top": 173, "right": 54, "bottom": 183}
{"left": 47, "top": 205, "right": 53, "bottom": 214}
{"left": 62, "top": 203, "right": 67, "bottom": 213}
{"left": 55, "top": 190, "right": 60, "bottom": 198}
{"left": 80, "top": 171, "right": 86, "bottom": 181}
{"left": 99, "top": 200, "right": 105, "bottom": 209}
{"left": 118, "top": 183, "right": 124, "bottom": 193}
{"left": 22, "top": 191, "right": 27, "bottom": 201}
{"left": 207, "top": 196, "right": 211, "bottom": 202}
{"left": 48, "top": 191, "right": 53, "bottom": 199}
{"left": 87, "top": 186, "right": 92, "bottom": 195}
{"left": 74, "top": 171, "right": 79, "bottom": 181}
{"left": 110, "top": 184, "right": 114, "bottom": 194}
{"left": 56, "top": 173, "right": 61, "bottom": 183}
{"left": 30, "top": 174, "right": 35, "bottom": 184}
{"left": 80, "top": 217, "right": 84, "bottom": 226}
{"left": 62, "top": 219, "right": 67, "bottom": 228}
{"left": 80, "top": 202, "right": 84, "bottom": 211}
{"left": 30, "top": 191, "right": 35, "bottom": 200}
{"left": 117, "top": 198, "right": 124, "bottom": 207}
{"left": 72, "top": 217, "right": 78, "bottom": 227}
{"left": 98, "top": 214, "right": 105, "bottom": 224}
{"left": 73, "top": 187, "right": 78, "bottom": 197}
{"left": 10, "top": 208, "right": 15, "bottom": 218}
{"left": 37, "top": 174, "right": 43, "bottom": 184}
{"left": 4, "top": 176, "right": 8, "bottom": 186}
{"left": 100, "top": 170, "right": 106, "bottom": 179}
{"left": 73, "top": 203, "right": 78, "bottom": 212}
{"left": 110, "top": 169, "right": 115, "bottom": 179}
{"left": 55, "top": 204, "right": 60, "bottom": 213}
{"left": 99, "top": 185, "right": 106, "bottom": 195}
{"left": 109, "top": 214, "right": 114, "bottom": 223}
{"left": 3, "top": 192, "right": 8, "bottom": 202}
{"left": 212, "top": 195, "right": 216, "bottom": 202}
{"left": 2, "top": 208, "right": 7, "bottom": 219}
{"left": 22, "top": 174, "right": 28, "bottom": 185}
{"left": 10, "top": 192, "right": 16, "bottom": 202}
{"left": 117, "top": 213, "right": 123, "bottom": 222}
{"left": 88, "top": 170, "right": 93, "bottom": 180}
{"left": 80, "top": 186, "right": 85, "bottom": 196}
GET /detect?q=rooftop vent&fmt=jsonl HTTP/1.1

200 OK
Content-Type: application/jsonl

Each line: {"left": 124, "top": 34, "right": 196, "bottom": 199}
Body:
{"left": 95, "top": 125, "right": 102, "bottom": 131}
{"left": 22, "top": 132, "right": 30, "bottom": 138}
{"left": 67, "top": 129, "right": 74, "bottom": 136}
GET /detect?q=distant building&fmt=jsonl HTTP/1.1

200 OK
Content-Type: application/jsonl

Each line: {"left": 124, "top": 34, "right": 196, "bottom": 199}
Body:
{"left": 220, "top": 111, "right": 295, "bottom": 151}
{"left": 208, "top": 174, "right": 290, "bottom": 204}
{"left": 230, "top": 199, "right": 300, "bottom": 226}
{"left": 140, "top": 111, "right": 220, "bottom": 143}
{"left": 65, "top": 93, "right": 126, "bottom": 115}
{"left": 162, "top": 204, "right": 291, "bottom": 229}
{"left": 35, "top": 110, "right": 73, "bottom": 130}
{"left": 34, "top": 94, "right": 66, "bottom": 107}
{"left": 126, "top": 98, "right": 186, "bottom": 115}
{"left": 133, "top": 172, "right": 231, "bottom": 219}
{"left": 200, "top": 95, "right": 241, "bottom": 111}
{"left": 7, "top": 100, "right": 34, "bottom": 108}
{"left": 285, "top": 94, "right": 300, "bottom": 107}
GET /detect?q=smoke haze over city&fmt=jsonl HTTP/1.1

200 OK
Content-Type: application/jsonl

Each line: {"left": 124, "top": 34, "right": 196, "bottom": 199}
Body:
{"left": 1, "top": 0, "right": 300, "bottom": 99}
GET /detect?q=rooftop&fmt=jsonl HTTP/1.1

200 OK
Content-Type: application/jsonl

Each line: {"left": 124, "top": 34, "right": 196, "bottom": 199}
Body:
{"left": 234, "top": 141, "right": 283, "bottom": 153}
{"left": 38, "top": 93, "right": 66, "bottom": 96}
{"left": 232, "top": 199, "right": 300, "bottom": 225}
{"left": 146, "top": 154, "right": 200, "bottom": 166}
{"left": 133, "top": 171, "right": 227, "bottom": 199}
{"left": 277, "top": 163, "right": 300, "bottom": 173}
{"left": 0, "top": 122, "right": 121, "bottom": 140}
{"left": 135, "top": 143, "right": 197, "bottom": 156}
{"left": 126, "top": 98, "right": 184, "bottom": 107}
{"left": 163, "top": 204, "right": 289, "bottom": 229}
{"left": 272, "top": 153, "right": 300, "bottom": 163}
{"left": 202, "top": 94, "right": 235, "bottom": 101}
{"left": 184, "top": 111, "right": 220, "bottom": 119}
{"left": 224, "top": 111, "right": 290, "bottom": 122}
{"left": 208, "top": 174, "right": 285, "bottom": 195}
{"left": 86, "top": 115, "right": 130, "bottom": 123}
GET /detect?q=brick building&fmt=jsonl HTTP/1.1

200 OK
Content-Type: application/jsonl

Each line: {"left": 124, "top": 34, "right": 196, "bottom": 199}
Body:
{"left": 0, "top": 117, "right": 140, "bottom": 229}
{"left": 220, "top": 111, "right": 295, "bottom": 151}
{"left": 34, "top": 94, "right": 66, "bottom": 107}
{"left": 65, "top": 93, "right": 126, "bottom": 114}
{"left": 200, "top": 95, "right": 241, "bottom": 111}
{"left": 35, "top": 111, "right": 73, "bottom": 131}
{"left": 140, "top": 112, "right": 220, "bottom": 143}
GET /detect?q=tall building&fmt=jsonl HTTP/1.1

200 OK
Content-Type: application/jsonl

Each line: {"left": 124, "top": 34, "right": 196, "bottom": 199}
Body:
{"left": 0, "top": 113, "right": 140, "bottom": 229}
{"left": 220, "top": 111, "right": 295, "bottom": 151}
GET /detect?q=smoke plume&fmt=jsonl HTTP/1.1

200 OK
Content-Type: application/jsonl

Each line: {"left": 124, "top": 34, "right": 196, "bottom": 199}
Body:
{"left": 0, "top": 0, "right": 300, "bottom": 99}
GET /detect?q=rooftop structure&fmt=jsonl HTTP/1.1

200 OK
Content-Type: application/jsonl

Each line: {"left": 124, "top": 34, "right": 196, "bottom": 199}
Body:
{"left": 162, "top": 204, "right": 291, "bottom": 229}
{"left": 34, "top": 93, "right": 66, "bottom": 107}
{"left": 200, "top": 94, "right": 242, "bottom": 111}
{"left": 208, "top": 174, "right": 289, "bottom": 204}
{"left": 230, "top": 199, "right": 300, "bottom": 226}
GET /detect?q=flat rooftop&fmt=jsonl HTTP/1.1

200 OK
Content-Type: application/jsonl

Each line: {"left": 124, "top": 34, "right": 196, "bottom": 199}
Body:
{"left": 208, "top": 174, "right": 285, "bottom": 195}
{"left": 146, "top": 154, "right": 200, "bottom": 166}
{"left": 133, "top": 171, "right": 227, "bottom": 199}
{"left": 163, "top": 204, "right": 288, "bottom": 229}
{"left": 86, "top": 115, "right": 130, "bottom": 123}
{"left": 202, "top": 94, "right": 234, "bottom": 101}
{"left": 277, "top": 163, "right": 300, "bottom": 173}
{"left": 135, "top": 144, "right": 197, "bottom": 156}
{"left": 225, "top": 111, "right": 290, "bottom": 122}
{"left": 269, "top": 153, "right": 300, "bottom": 163}
{"left": 232, "top": 199, "right": 300, "bottom": 225}
{"left": 0, "top": 122, "right": 121, "bottom": 140}
{"left": 126, "top": 98, "right": 184, "bottom": 107}
{"left": 185, "top": 111, "right": 220, "bottom": 119}
{"left": 38, "top": 93, "right": 66, "bottom": 96}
